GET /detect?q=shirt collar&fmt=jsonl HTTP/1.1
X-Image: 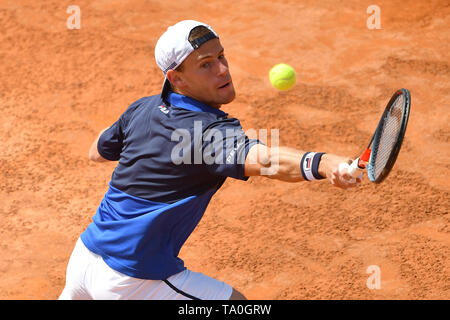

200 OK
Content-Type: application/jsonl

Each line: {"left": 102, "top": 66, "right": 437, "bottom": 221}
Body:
{"left": 166, "top": 91, "right": 227, "bottom": 117}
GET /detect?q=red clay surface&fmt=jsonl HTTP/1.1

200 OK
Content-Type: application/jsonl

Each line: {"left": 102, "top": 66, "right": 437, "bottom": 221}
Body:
{"left": 0, "top": 0, "right": 449, "bottom": 299}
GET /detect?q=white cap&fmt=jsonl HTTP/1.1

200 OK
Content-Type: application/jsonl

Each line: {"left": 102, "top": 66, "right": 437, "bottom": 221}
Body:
{"left": 155, "top": 20, "right": 218, "bottom": 75}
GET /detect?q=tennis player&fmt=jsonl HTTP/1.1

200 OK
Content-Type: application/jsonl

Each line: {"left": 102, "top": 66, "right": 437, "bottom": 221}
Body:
{"left": 59, "top": 20, "right": 361, "bottom": 300}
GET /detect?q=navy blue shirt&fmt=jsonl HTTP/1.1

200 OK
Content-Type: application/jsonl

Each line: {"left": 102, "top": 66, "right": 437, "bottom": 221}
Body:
{"left": 81, "top": 88, "right": 259, "bottom": 280}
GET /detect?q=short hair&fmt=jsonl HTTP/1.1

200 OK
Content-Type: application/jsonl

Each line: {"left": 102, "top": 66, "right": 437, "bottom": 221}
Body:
{"left": 175, "top": 26, "right": 213, "bottom": 73}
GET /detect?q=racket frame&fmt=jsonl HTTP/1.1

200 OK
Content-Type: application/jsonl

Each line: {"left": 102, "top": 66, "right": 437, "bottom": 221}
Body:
{"left": 344, "top": 88, "right": 411, "bottom": 183}
{"left": 367, "top": 88, "right": 411, "bottom": 183}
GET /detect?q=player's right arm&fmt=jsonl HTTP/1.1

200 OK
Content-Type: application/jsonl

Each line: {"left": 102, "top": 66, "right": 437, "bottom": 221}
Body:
{"left": 89, "top": 128, "right": 110, "bottom": 162}
{"left": 89, "top": 119, "right": 123, "bottom": 163}
{"left": 244, "top": 143, "right": 361, "bottom": 190}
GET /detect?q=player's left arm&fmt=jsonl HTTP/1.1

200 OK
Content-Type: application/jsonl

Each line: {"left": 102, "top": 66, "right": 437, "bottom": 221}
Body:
{"left": 89, "top": 128, "right": 110, "bottom": 162}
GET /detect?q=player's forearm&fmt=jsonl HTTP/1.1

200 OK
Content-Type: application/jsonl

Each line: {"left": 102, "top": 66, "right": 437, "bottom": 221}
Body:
{"left": 245, "top": 144, "right": 306, "bottom": 182}
{"left": 244, "top": 144, "right": 360, "bottom": 190}
{"left": 269, "top": 151, "right": 340, "bottom": 182}
{"left": 263, "top": 146, "right": 307, "bottom": 182}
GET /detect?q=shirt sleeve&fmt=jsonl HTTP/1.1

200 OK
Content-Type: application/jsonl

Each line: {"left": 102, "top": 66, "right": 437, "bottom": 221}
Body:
{"left": 97, "top": 118, "right": 124, "bottom": 161}
{"left": 202, "top": 118, "right": 261, "bottom": 181}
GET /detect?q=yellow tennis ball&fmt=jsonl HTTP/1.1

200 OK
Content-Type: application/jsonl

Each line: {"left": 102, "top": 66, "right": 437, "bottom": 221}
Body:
{"left": 269, "top": 63, "right": 296, "bottom": 91}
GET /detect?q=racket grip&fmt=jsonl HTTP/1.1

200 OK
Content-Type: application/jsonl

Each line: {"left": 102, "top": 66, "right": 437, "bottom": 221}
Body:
{"left": 348, "top": 158, "right": 364, "bottom": 178}
{"left": 339, "top": 159, "right": 364, "bottom": 179}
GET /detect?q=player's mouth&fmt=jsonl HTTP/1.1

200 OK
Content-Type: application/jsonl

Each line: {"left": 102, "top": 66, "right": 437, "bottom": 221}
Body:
{"left": 218, "top": 81, "right": 231, "bottom": 89}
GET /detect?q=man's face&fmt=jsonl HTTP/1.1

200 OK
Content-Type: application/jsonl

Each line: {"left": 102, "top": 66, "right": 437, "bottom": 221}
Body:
{"left": 168, "top": 38, "right": 235, "bottom": 108}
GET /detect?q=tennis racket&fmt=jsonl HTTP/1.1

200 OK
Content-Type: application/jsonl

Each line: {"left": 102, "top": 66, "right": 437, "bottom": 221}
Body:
{"left": 339, "top": 88, "right": 411, "bottom": 183}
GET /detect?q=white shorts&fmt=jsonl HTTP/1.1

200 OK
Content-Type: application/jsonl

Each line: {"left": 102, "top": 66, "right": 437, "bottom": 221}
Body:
{"left": 58, "top": 238, "right": 233, "bottom": 300}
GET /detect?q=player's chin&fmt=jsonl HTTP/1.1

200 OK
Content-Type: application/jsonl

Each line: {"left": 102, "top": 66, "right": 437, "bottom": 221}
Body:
{"left": 216, "top": 82, "right": 236, "bottom": 104}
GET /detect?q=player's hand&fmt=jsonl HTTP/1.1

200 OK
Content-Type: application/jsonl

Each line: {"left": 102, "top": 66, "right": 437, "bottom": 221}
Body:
{"left": 319, "top": 154, "right": 363, "bottom": 190}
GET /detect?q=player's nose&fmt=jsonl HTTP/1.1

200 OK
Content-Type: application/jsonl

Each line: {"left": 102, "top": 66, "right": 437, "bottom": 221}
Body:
{"left": 217, "top": 59, "right": 229, "bottom": 77}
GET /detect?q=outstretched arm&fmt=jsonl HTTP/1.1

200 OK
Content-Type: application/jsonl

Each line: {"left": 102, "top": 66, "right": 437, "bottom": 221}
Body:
{"left": 244, "top": 143, "right": 361, "bottom": 189}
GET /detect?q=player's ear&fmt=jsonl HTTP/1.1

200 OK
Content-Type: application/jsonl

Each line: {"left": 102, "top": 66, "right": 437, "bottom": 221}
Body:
{"left": 166, "top": 69, "right": 186, "bottom": 89}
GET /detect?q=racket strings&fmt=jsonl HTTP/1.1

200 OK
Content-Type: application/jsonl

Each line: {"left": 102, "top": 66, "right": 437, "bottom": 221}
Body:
{"left": 372, "top": 95, "right": 404, "bottom": 179}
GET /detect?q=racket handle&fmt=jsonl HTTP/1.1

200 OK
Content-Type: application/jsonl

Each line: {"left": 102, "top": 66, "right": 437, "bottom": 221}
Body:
{"left": 338, "top": 148, "right": 370, "bottom": 181}
{"left": 348, "top": 158, "right": 364, "bottom": 178}
{"left": 338, "top": 159, "right": 364, "bottom": 179}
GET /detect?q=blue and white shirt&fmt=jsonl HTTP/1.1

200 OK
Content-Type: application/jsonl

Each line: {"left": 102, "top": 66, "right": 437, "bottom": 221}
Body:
{"left": 81, "top": 86, "right": 260, "bottom": 280}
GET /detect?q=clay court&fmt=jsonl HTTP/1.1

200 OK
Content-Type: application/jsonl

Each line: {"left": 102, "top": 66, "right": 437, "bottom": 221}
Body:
{"left": 0, "top": 0, "right": 449, "bottom": 299}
